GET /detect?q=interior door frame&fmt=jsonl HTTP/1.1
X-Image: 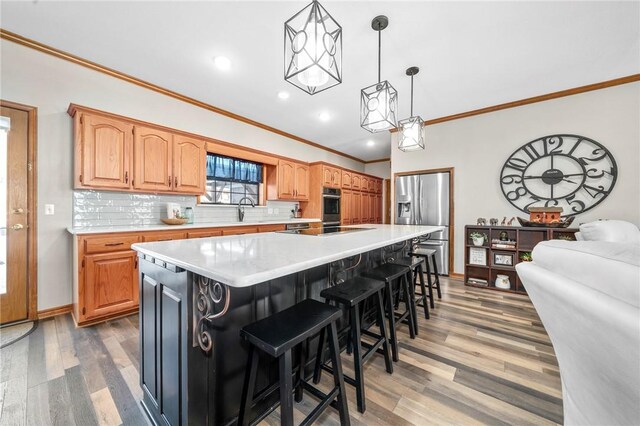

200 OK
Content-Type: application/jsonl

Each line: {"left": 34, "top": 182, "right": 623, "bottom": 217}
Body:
{"left": 393, "top": 167, "right": 455, "bottom": 277}
{"left": 1, "top": 100, "right": 38, "bottom": 321}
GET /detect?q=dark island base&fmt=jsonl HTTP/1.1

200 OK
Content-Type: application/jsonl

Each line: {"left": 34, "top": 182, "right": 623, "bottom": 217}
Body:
{"left": 138, "top": 243, "right": 411, "bottom": 426}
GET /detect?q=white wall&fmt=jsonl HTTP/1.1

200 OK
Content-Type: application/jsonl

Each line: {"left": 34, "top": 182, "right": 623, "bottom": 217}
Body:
{"left": 1, "top": 41, "right": 365, "bottom": 310}
{"left": 392, "top": 83, "right": 640, "bottom": 274}
{"left": 364, "top": 161, "right": 391, "bottom": 179}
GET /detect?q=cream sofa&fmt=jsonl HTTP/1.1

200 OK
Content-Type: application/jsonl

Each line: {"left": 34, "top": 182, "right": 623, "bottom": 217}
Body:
{"left": 516, "top": 220, "right": 640, "bottom": 425}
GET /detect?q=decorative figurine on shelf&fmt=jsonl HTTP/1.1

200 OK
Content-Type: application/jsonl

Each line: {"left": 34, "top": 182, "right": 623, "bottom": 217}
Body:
{"left": 529, "top": 207, "right": 563, "bottom": 224}
{"left": 501, "top": 216, "right": 507, "bottom": 225}
{"left": 499, "top": 231, "right": 509, "bottom": 241}
{"left": 476, "top": 218, "right": 487, "bottom": 226}
{"left": 507, "top": 217, "right": 516, "bottom": 226}
{"left": 490, "top": 218, "right": 499, "bottom": 226}
{"left": 469, "top": 232, "right": 487, "bottom": 246}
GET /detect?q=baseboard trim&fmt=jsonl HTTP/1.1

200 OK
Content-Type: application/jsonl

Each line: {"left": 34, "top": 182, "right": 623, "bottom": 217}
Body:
{"left": 450, "top": 272, "right": 464, "bottom": 280}
{"left": 37, "top": 304, "right": 73, "bottom": 319}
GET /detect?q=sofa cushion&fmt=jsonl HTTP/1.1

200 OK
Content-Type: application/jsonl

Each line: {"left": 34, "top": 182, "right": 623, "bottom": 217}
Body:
{"left": 579, "top": 220, "right": 640, "bottom": 243}
{"left": 531, "top": 240, "right": 640, "bottom": 308}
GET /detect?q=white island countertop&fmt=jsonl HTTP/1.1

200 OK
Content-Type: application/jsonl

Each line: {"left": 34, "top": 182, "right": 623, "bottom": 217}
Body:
{"left": 67, "top": 218, "right": 320, "bottom": 235}
{"left": 132, "top": 224, "right": 444, "bottom": 287}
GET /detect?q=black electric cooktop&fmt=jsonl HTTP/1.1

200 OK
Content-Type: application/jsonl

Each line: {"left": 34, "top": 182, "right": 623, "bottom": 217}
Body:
{"left": 278, "top": 226, "right": 373, "bottom": 236}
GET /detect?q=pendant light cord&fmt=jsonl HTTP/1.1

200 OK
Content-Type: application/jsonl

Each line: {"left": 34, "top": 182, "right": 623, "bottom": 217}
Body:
{"left": 410, "top": 74, "right": 414, "bottom": 116}
{"left": 377, "top": 28, "right": 381, "bottom": 83}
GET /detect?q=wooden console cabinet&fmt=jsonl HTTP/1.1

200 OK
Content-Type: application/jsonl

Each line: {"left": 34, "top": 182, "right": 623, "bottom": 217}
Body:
{"left": 464, "top": 225, "right": 578, "bottom": 294}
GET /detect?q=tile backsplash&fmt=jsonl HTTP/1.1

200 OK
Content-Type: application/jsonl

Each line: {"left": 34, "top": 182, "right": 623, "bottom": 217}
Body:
{"left": 73, "top": 190, "right": 298, "bottom": 228}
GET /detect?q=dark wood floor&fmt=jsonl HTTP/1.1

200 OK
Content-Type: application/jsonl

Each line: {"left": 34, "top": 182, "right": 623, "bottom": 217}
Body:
{"left": 0, "top": 278, "right": 563, "bottom": 425}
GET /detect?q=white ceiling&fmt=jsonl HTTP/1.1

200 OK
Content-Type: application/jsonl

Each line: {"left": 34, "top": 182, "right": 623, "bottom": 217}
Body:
{"left": 2, "top": 1, "right": 639, "bottom": 161}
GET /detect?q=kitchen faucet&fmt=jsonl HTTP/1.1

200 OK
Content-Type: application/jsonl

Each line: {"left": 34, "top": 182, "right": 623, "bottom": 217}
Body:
{"left": 237, "top": 197, "right": 255, "bottom": 222}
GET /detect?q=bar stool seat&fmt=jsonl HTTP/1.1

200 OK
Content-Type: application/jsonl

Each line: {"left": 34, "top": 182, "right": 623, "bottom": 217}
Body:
{"left": 313, "top": 277, "right": 393, "bottom": 413}
{"left": 390, "top": 255, "right": 430, "bottom": 324}
{"left": 410, "top": 247, "right": 443, "bottom": 307}
{"left": 363, "top": 263, "right": 417, "bottom": 362}
{"left": 239, "top": 299, "right": 350, "bottom": 426}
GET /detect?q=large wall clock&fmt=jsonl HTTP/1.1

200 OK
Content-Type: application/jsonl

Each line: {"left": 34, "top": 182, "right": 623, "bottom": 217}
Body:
{"left": 500, "top": 134, "right": 617, "bottom": 216}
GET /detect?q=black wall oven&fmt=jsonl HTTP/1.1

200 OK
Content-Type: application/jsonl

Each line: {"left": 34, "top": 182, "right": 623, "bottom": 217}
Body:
{"left": 322, "top": 187, "right": 341, "bottom": 225}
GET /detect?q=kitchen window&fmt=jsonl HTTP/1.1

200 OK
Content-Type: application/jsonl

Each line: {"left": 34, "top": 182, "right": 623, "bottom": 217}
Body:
{"left": 200, "top": 154, "right": 263, "bottom": 205}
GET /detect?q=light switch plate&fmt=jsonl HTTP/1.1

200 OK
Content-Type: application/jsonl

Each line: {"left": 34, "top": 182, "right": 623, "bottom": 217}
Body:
{"left": 45, "top": 204, "right": 55, "bottom": 215}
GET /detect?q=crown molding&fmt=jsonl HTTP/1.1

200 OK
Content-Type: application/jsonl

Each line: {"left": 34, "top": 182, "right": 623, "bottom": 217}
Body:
{"left": 363, "top": 157, "right": 390, "bottom": 164}
{"left": 0, "top": 28, "right": 366, "bottom": 164}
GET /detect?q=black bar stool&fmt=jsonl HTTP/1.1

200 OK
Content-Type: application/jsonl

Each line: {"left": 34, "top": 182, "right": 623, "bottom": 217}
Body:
{"left": 389, "top": 255, "right": 430, "bottom": 324}
{"left": 362, "top": 263, "right": 417, "bottom": 362}
{"left": 313, "top": 276, "right": 393, "bottom": 413}
{"left": 410, "top": 247, "right": 443, "bottom": 308}
{"left": 238, "top": 299, "right": 350, "bottom": 426}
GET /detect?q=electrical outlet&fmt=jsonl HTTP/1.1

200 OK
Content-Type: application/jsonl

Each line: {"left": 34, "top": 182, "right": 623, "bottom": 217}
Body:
{"left": 274, "top": 208, "right": 279, "bottom": 214}
{"left": 268, "top": 208, "right": 274, "bottom": 215}
{"left": 45, "top": 204, "right": 55, "bottom": 215}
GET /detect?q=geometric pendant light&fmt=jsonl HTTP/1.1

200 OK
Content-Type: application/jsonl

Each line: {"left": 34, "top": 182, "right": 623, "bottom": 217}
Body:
{"left": 398, "top": 66, "right": 425, "bottom": 151}
{"left": 360, "top": 15, "right": 398, "bottom": 133}
{"left": 284, "top": 0, "right": 342, "bottom": 95}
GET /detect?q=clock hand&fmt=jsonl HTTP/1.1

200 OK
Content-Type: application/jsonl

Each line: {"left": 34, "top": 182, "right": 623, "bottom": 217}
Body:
{"left": 562, "top": 178, "right": 577, "bottom": 184}
{"left": 524, "top": 173, "right": 584, "bottom": 179}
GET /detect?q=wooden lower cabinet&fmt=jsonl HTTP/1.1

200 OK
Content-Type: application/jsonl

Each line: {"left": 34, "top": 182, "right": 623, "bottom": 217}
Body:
{"left": 83, "top": 250, "right": 139, "bottom": 321}
{"left": 74, "top": 223, "right": 302, "bottom": 325}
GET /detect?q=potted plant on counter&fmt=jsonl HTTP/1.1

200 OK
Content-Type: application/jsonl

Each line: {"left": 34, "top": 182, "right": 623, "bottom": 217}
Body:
{"left": 469, "top": 232, "right": 488, "bottom": 246}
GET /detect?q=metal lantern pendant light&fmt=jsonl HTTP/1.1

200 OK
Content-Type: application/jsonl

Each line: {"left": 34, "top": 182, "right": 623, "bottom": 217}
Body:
{"left": 360, "top": 15, "right": 398, "bottom": 133}
{"left": 398, "top": 66, "right": 425, "bottom": 151}
{"left": 284, "top": 0, "right": 342, "bottom": 95}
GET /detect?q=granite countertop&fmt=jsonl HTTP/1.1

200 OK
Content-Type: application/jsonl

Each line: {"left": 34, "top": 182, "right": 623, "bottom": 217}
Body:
{"left": 132, "top": 224, "right": 444, "bottom": 287}
{"left": 67, "top": 218, "right": 321, "bottom": 235}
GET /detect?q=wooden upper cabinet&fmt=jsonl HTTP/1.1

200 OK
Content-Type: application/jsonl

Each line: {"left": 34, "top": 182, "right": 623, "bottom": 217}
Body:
{"left": 173, "top": 135, "right": 206, "bottom": 194}
{"left": 362, "top": 176, "right": 370, "bottom": 193}
{"left": 278, "top": 160, "right": 296, "bottom": 199}
{"left": 294, "top": 163, "right": 309, "bottom": 200}
{"left": 342, "top": 171, "right": 352, "bottom": 188}
{"left": 80, "top": 113, "right": 133, "bottom": 189}
{"left": 133, "top": 126, "right": 172, "bottom": 191}
{"left": 352, "top": 174, "right": 361, "bottom": 190}
{"left": 322, "top": 166, "right": 341, "bottom": 188}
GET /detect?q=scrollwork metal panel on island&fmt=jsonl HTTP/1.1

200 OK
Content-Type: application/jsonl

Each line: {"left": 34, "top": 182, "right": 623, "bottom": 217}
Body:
{"left": 133, "top": 224, "right": 442, "bottom": 425}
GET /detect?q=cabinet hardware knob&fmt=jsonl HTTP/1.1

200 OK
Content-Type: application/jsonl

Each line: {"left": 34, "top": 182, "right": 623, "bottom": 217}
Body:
{"left": 175, "top": 176, "right": 178, "bottom": 187}
{"left": 104, "top": 242, "right": 124, "bottom": 247}
{"left": 125, "top": 171, "right": 129, "bottom": 184}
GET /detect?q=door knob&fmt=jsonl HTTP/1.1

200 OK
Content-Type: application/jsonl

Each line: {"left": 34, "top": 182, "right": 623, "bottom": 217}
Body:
{"left": 10, "top": 224, "right": 24, "bottom": 230}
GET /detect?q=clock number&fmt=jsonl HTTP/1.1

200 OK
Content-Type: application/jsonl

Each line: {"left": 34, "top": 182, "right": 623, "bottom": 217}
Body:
{"left": 565, "top": 194, "right": 585, "bottom": 213}
{"left": 578, "top": 149, "right": 607, "bottom": 165}
{"left": 523, "top": 195, "right": 541, "bottom": 212}
{"left": 522, "top": 142, "right": 545, "bottom": 161}
{"left": 545, "top": 199, "right": 559, "bottom": 207}
{"left": 585, "top": 167, "right": 614, "bottom": 179}
{"left": 545, "top": 136, "right": 564, "bottom": 154}
{"left": 504, "top": 157, "right": 529, "bottom": 172}
{"left": 501, "top": 174, "right": 523, "bottom": 185}
{"left": 566, "top": 138, "right": 583, "bottom": 156}
{"left": 507, "top": 187, "right": 527, "bottom": 201}
{"left": 583, "top": 184, "right": 609, "bottom": 198}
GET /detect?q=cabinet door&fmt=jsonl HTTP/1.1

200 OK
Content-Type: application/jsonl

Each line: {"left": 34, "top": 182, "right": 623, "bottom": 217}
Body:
{"left": 370, "top": 194, "right": 376, "bottom": 223}
{"left": 81, "top": 113, "right": 133, "bottom": 189}
{"left": 362, "top": 177, "right": 370, "bottom": 193}
{"left": 342, "top": 171, "right": 351, "bottom": 188}
{"left": 361, "top": 192, "right": 370, "bottom": 224}
{"left": 375, "top": 195, "right": 382, "bottom": 223}
{"left": 84, "top": 251, "right": 138, "bottom": 319}
{"left": 294, "top": 163, "right": 309, "bottom": 200}
{"left": 352, "top": 192, "right": 361, "bottom": 224}
{"left": 322, "top": 167, "right": 333, "bottom": 187}
{"left": 331, "top": 168, "right": 341, "bottom": 187}
{"left": 341, "top": 190, "right": 352, "bottom": 225}
{"left": 173, "top": 135, "right": 206, "bottom": 194}
{"left": 278, "top": 160, "right": 295, "bottom": 199}
{"left": 259, "top": 224, "right": 286, "bottom": 232}
{"left": 134, "top": 126, "right": 173, "bottom": 192}
{"left": 352, "top": 174, "right": 361, "bottom": 190}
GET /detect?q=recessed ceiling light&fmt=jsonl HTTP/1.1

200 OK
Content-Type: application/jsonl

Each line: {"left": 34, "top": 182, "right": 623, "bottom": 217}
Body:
{"left": 318, "top": 112, "right": 331, "bottom": 122}
{"left": 366, "top": 140, "right": 375, "bottom": 147}
{"left": 277, "top": 91, "right": 290, "bottom": 100}
{"left": 213, "top": 56, "right": 231, "bottom": 71}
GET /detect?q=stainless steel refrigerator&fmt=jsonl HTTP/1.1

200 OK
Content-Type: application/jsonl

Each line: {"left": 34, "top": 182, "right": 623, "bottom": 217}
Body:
{"left": 395, "top": 172, "right": 450, "bottom": 275}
